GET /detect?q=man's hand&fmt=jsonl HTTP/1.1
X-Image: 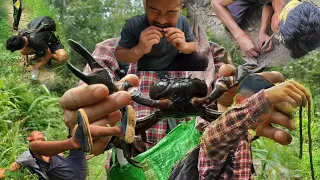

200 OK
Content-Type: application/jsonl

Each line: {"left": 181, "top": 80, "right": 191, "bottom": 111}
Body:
{"left": 27, "top": 65, "right": 35, "bottom": 71}
{"left": 259, "top": 33, "right": 274, "bottom": 53}
{"left": 236, "top": 33, "right": 260, "bottom": 57}
{"left": 136, "top": 26, "right": 163, "bottom": 55}
{"left": 59, "top": 74, "right": 139, "bottom": 129}
{"left": 255, "top": 109, "right": 295, "bottom": 145}
{"left": 163, "top": 27, "right": 187, "bottom": 52}
{"left": 265, "top": 81, "right": 310, "bottom": 108}
{"left": 256, "top": 81, "right": 311, "bottom": 145}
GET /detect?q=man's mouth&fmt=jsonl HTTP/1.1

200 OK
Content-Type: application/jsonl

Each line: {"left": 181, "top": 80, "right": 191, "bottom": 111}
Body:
{"left": 154, "top": 24, "right": 171, "bottom": 29}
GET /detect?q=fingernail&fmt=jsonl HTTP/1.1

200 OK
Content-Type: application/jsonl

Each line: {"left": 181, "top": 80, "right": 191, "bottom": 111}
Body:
{"left": 115, "top": 92, "right": 130, "bottom": 105}
{"left": 93, "top": 87, "right": 106, "bottom": 98}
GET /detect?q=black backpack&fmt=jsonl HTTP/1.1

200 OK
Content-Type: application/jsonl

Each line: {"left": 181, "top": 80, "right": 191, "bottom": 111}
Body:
{"left": 18, "top": 16, "right": 56, "bottom": 37}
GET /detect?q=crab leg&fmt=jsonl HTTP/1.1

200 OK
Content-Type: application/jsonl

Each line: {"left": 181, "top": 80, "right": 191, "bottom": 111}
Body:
{"left": 203, "top": 107, "right": 223, "bottom": 122}
{"left": 67, "top": 39, "right": 119, "bottom": 93}
{"left": 191, "top": 76, "right": 233, "bottom": 107}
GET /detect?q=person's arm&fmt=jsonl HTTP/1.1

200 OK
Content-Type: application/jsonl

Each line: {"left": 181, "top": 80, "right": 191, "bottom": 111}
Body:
{"left": 115, "top": 25, "right": 162, "bottom": 63}
{"left": 211, "top": 0, "right": 260, "bottom": 57}
{"left": 201, "top": 90, "right": 271, "bottom": 162}
{"left": 199, "top": 81, "right": 309, "bottom": 178}
{"left": 259, "top": 5, "right": 274, "bottom": 51}
{"left": 27, "top": 48, "right": 52, "bottom": 71}
{"left": 23, "top": 55, "right": 28, "bottom": 65}
{"left": 34, "top": 48, "right": 53, "bottom": 69}
{"left": 260, "top": 5, "right": 273, "bottom": 35}
{"left": 177, "top": 41, "right": 197, "bottom": 54}
{"left": 115, "top": 45, "right": 145, "bottom": 63}
{"left": 211, "top": 0, "right": 245, "bottom": 41}
{"left": 271, "top": 0, "right": 286, "bottom": 32}
{"left": 0, "top": 162, "right": 22, "bottom": 178}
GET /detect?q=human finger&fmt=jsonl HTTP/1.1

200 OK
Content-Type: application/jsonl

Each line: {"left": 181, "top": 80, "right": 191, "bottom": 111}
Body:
{"left": 290, "top": 81, "right": 310, "bottom": 105}
{"left": 258, "top": 71, "right": 285, "bottom": 84}
{"left": 118, "top": 74, "right": 139, "bottom": 87}
{"left": 218, "top": 64, "right": 236, "bottom": 78}
{"left": 258, "top": 39, "right": 265, "bottom": 49}
{"left": 281, "top": 94, "right": 299, "bottom": 109}
{"left": 64, "top": 91, "right": 131, "bottom": 127}
{"left": 250, "top": 46, "right": 260, "bottom": 57}
{"left": 60, "top": 84, "right": 109, "bottom": 110}
{"left": 257, "top": 125, "right": 292, "bottom": 145}
{"left": 269, "top": 111, "right": 296, "bottom": 130}
{"left": 167, "top": 33, "right": 184, "bottom": 42}
{"left": 83, "top": 91, "right": 131, "bottom": 122}
{"left": 170, "top": 38, "right": 184, "bottom": 46}
{"left": 265, "top": 41, "right": 273, "bottom": 52}
{"left": 147, "top": 26, "right": 163, "bottom": 31}
{"left": 144, "top": 30, "right": 162, "bottom": 39}
{"left": 90, "top": 110, "right": 122, "bottom": 126}
{"left": 286, "top": 89, "right": 303, "bottom": 108}
{"left": 146, "top": 34, "right": 161, "bottom": 41}
{"left": 164, "top": 28, "right": 183, "bottom": 37}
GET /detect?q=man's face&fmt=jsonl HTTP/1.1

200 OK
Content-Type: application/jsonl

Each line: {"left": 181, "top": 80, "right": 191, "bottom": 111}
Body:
{"left": 145, "top": 0, "right": 182, "bottom": 28}
{"left": 28, "top": 131, "right": 45, "bottom": 142}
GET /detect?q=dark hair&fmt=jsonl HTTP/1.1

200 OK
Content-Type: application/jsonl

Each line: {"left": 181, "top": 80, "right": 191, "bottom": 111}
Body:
{"left": 146, "top": 0, "right": 184, "bottom": 5}
{"left": 237, "top": 74, "right": 274, "bottom": 97}
{"left": 280, "top": 2, "right": 320, "bottom": 59}
{"left": 6, "top": 36, "right": 25, "bottom": 52}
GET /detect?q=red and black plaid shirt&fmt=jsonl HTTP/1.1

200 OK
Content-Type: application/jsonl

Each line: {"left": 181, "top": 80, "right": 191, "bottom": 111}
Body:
{"left": 198, "top": 90, "right": 272, "bottom": 180}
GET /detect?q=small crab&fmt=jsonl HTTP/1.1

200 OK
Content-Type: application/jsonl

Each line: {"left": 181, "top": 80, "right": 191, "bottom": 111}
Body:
{"left": 67, "top": 39, "right": 266, "bottom": 167}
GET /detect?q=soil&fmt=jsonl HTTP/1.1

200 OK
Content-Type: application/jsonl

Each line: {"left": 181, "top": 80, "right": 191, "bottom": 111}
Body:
{"left": 186, "top": 0, "right": 294, "bottom": 67}
{"left": 5, "top": 1, "right": 56, "bottom": 84}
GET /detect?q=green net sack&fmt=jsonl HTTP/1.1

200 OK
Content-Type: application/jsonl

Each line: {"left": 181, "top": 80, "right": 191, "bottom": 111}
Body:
{"left": 107, "top": 119, "right": 201, "bottom": 180}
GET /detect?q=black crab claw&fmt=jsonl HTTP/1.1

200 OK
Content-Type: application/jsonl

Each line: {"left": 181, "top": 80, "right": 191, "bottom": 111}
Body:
{"left": 68, "top": 39, "right": 104, "bottom": 69}
{"left": 118, "top": 140, "right": 142, "bottom": 168}
{"left": 67, "top": 39, "right": 118, "bottom": 93}
{"left": 232, "top": 64, "right": 266, "bottom": 86}
{"left": 192, "top": 64, "right": 266, "bottom": 107}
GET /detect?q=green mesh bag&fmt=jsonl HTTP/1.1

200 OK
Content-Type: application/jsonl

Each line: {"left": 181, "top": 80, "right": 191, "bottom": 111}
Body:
{"left": 107, "top": 119, "right": 201, "bottom": 180}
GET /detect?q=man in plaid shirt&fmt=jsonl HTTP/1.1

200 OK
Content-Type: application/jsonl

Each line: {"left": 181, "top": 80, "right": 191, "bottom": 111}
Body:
{"left": 169, "top": 74, "right": 309, "bottom": 179}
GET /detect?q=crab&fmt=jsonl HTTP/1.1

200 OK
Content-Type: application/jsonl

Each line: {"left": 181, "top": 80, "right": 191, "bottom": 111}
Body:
{"left": 66, "top": 39, "right": 266, "bottom": 167}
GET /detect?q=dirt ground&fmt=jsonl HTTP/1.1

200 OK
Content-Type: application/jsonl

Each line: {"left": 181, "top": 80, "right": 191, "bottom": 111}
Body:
{"left": 186, "top": 0, "right": 295, "bottom": 67}
{"left": 5, "top": 1, "right": 56, "bottom": 84}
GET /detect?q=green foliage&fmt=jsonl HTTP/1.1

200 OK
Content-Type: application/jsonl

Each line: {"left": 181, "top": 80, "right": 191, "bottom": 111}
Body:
{"left": 251, "top": 50, "right": 320, "bottom": 179}
{"left": 252, "top": 138, "right": 302, "bottom": 180}
{"left": 3, "top": 168, "right": 38, "bottom": 180}
{"left": 271, "top": 50, "right": 320, "bottom": 113}
{"left": 87, "top": 152, "right": 109, "bottom": 180}
{"left": 49, "top": 0, "right": 143, "bottom": 53}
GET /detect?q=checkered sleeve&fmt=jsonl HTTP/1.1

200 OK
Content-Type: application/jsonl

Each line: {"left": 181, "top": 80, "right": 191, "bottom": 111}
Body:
{"left": 198, "top": 90, "right": 272, "bottom": 179}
